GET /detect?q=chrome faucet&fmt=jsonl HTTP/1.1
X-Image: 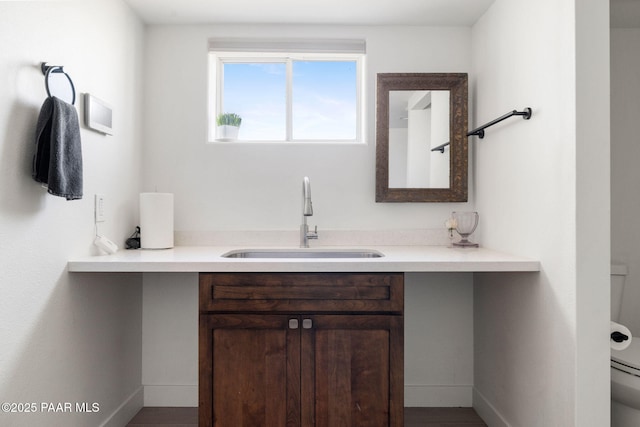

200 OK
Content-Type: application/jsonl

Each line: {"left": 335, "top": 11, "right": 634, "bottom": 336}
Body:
{"left": 300, "top": 176, "right": 318, "bottom": 248}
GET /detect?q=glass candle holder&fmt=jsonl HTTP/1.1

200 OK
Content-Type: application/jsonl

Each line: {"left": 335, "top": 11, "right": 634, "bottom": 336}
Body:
{"left": 452, "top": 211, "right": 479, "bottom": 247}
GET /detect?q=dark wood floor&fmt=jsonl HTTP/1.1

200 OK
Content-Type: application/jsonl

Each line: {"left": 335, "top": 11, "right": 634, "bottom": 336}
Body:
{"left": 126, "top": 407, "right": 487, "bottom": 427}
{"left": 404, "top": 407, "right": 487, "bottom": 426}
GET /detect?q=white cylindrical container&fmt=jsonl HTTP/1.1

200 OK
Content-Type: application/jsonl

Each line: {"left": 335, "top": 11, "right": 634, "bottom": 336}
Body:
{"left": 140, "top": 193, "right": 174, "bottom": 249}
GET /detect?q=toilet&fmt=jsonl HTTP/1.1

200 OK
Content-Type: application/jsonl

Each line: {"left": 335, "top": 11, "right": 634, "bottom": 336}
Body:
{"left": 611, "top": 264, "right": 640, "bottom": 427}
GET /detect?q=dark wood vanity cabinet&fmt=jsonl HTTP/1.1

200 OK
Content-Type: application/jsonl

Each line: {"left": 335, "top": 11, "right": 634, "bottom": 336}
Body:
{"left": 199, "top": 272, "right": 404, "bottom": 427}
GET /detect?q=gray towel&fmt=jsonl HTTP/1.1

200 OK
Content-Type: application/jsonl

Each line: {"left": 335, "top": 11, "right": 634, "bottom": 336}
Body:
{"left": 32, "top": 96, "right": 83, "bottom": 200}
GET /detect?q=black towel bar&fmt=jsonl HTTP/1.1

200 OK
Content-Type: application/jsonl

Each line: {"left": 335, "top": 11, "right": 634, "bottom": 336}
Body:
{"left": 431, "top": 107, "right": 533, "bottom": 153}
{"left": 41, "top": 62, "right": 76, "bottom": 105}
{"left": 468, "top": 108, "right": 532, "bottom": 139}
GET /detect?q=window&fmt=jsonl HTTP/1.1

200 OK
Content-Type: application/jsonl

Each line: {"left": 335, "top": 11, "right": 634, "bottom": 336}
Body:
{"left": 208, "top": 39, "right": 365, "bottom": 143}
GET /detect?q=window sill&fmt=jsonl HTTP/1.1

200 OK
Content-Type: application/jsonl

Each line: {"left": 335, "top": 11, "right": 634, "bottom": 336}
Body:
{"left": 207, "top": 139, "right": 366, "bottom": 145}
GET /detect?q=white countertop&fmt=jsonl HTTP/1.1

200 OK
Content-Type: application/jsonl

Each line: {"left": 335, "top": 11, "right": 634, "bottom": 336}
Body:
{"left": 67, "top": 245, "right": 540, "bottom": 273}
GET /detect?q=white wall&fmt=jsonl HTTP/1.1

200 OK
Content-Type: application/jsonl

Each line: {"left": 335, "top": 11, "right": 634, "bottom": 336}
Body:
{"left": 406, "top": 108, "right": 431, "bottom": 187}
{"left": 141, "top": 24, "right": 477, "bottom": 407}
{"left": 0, "top": 2, "right": 145, "bottom": 426}
{"left": 142, "top": 273, "right": 198, "bottom": 406}
{"left": 611, "top": 28, "right": 640, "bottom": 335}
{"left": 430, "top": 90, "right": 450, "bottom": 188}
{"left": 142, "top": 24, "right": 473, "bottom": 232}
{"left": 388, "top": 127, "right": 408, "bottom": 187}
{"left": 141, "top": 271, "right": 475, "bottom": 407}
{"left": 471, "top": 1, "right": 610, "bottom": 426}
{"left": 575, "top": 1, "right": 610, "bottom": 425}
{"left": 404, "top": 273, "right": 474, "bottom": 406}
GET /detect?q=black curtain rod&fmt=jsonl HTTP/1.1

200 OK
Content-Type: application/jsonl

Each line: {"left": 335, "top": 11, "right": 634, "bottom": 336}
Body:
{"left": 431, "top": 107, "right": 532, "bottom": 153}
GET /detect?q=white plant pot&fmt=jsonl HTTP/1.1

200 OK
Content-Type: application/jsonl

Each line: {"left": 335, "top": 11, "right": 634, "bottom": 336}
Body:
{"left": 216, "top": 125, "right": 240, "bottom": 141}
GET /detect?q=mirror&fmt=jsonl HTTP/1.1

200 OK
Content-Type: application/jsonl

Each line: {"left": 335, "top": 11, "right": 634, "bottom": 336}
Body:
{"left": 376, "top": 73, "right": 468, "bottom": 202}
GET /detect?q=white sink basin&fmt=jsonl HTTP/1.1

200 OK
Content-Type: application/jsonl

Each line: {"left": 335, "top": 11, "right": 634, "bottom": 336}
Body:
{"left": 221, "top": 248, "right": 384, "bottom": 259}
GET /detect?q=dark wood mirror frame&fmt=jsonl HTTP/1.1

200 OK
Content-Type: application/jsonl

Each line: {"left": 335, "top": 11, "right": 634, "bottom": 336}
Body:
{"left": 375, "top": 73, "right": 468, "bottom": 202}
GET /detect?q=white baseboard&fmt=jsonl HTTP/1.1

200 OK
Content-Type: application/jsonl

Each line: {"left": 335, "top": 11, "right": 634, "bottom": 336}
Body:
{"left": 141, "top": 384, "right": 477, "bottom": 411}
{"left": 144, "top": 385, "right": 198, "bottom": 407}
{"left": 473, "top": 388, "right": 512, "bottom": 427}
{"left": 142, "top": 384, "right": 471, "bottom": 409}
{"left": 99, "top": 386, "right": 144, "bottom": 427}
{"left": 404, "top": 384, "right": 473, "bottom": 407}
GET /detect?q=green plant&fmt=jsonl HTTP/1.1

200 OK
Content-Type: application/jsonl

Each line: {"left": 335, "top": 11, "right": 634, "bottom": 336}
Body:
{"left": 216, "top": 113, "right": 242, "bottom": 127}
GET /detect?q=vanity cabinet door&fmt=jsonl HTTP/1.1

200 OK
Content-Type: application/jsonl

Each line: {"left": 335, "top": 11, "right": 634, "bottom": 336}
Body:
{"left": 199, "top": 273, "right": 404, "bottom": 427}
{"left": 199, "top": 314, "right": 301, "bottom": 427}
{"left": 301, "top": 315, "right": 404, "bottom": 427}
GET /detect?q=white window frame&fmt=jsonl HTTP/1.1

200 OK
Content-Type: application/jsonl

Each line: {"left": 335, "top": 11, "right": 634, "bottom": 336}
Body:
{"left": 208, "top": 48, "right": 365, "bottom": 144}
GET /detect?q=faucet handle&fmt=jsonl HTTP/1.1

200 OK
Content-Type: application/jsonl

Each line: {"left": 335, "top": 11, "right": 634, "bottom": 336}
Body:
{"left": 307, "top": 225, "right": 319, "bottom": 240}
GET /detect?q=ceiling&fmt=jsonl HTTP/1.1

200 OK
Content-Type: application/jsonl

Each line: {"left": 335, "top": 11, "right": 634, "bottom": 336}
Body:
{"left": 123, "top": 1, "right": 640, "bottom": 30}
{"left": 123, "top": 0, "right": 495, "bottom": 26}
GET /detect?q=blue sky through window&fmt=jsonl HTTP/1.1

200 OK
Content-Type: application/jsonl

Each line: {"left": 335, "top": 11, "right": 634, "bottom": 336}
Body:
{"left": 221, "top": 60, "right": 357, "bottom": 141}
{"left": 292, "top": 61, "right": 357, "bottom": 140}
{"left": 223, "top": 62, "right": 286, "bottom": 140}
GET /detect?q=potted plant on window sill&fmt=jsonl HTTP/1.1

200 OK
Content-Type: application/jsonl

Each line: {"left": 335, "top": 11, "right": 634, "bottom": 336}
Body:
{"left": 216, "top": 113, "right": 242, "bottom": 141}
